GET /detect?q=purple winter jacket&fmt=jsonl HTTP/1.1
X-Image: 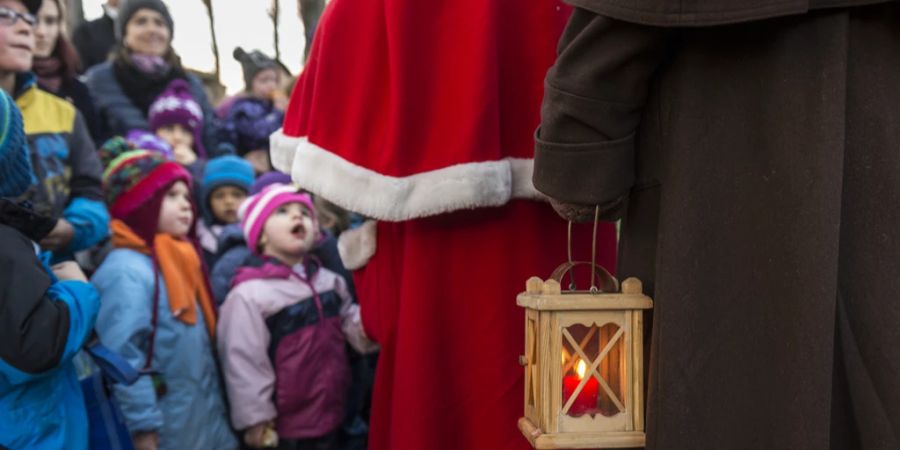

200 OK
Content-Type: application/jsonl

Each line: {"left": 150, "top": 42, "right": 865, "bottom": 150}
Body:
{"left": 216, "top": 259, "right": 375, "bottom": 439}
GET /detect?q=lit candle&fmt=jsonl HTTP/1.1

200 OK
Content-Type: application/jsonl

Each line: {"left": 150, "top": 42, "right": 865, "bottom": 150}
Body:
{"left": 562, "top": 360, "right": 599, "bottom": 416}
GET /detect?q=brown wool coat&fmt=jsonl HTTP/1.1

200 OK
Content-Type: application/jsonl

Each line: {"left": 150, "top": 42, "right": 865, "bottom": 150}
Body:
{"left": 534, "top": 3, "right": 900, "bottom": 449}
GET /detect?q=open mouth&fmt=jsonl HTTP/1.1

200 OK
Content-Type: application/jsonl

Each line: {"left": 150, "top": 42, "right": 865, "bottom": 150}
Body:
{"left": 291, "top": 223, "right": 306, "bottom": 240}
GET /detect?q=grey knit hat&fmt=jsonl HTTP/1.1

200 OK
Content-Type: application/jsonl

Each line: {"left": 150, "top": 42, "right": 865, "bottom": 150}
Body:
{"left": 116, "top": 0, "right": 174, "bottom": 42}
{"left": 233, "top": 47, "right": 279, "bottom": 91}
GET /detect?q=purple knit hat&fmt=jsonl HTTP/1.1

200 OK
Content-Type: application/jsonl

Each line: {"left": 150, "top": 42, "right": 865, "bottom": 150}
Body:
{"left": 148, "top": 79, "right": 207, "bottom": 157}
{"left": 238, "top": 183, "right": 316, "bottom": 255}
{"left": 250, "top": 170, "right": 292, "bottom": 194}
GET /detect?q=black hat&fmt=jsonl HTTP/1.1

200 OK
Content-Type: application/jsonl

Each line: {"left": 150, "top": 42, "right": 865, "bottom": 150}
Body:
{"left": 233, "top": 47, "right": 279, "bottom": 91}
{"left": 21, "top": 0, "right": 40, "bottom": 15}
{"left": 116, "top": 0, "right": 174, "bottom": 42}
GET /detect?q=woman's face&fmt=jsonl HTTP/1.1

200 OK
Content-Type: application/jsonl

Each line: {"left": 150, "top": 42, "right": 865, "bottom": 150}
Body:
{"left": 33, "top": 0, "right": 59, "bottom": 58}
{"left": 123, "top": 8, "right": 169, "bottom": 57}
{"left": 0, "top": 0, "right": 34, "bottom": 74}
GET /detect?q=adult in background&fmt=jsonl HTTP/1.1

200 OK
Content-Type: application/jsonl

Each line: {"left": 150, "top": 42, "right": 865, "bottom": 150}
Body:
{"left": 85, "top": 0, "right": 219, "bottom": 153}
{"left": 33, "top": 0, "right": 105, "bottom": 143}
{"left": 534, "top": 1, "right": 900, "bottom": 448}
{"left": 71, "top": 0, "right": 117, "bottom": 73}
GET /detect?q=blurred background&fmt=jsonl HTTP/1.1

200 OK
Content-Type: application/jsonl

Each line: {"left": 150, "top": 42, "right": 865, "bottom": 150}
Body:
{"left": 73, "top": 0, "right": 325, "bottom": 98}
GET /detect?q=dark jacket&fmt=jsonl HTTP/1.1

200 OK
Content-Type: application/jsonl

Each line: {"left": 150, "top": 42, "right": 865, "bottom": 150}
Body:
{"left": 0, "top": 198, "right": 101, "bottom": 450}
{"left": 220, "top": 97, "right": 284, "bottom": 156}
{"left": 71, "top": 13, "right": 115, "bottom": 72}
{"left": 570, "top": 0, "right": 894, "bottom": 25}
{"left": 534, "top": 4, "right": 899, "bottom": 449}
{"left": 84, "top": 61, "right": 221, "bottom": 154}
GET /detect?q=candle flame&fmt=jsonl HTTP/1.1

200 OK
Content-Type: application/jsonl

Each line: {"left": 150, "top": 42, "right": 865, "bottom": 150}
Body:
{"left": 576, "top": 360, "right": 587, "bottom": 380}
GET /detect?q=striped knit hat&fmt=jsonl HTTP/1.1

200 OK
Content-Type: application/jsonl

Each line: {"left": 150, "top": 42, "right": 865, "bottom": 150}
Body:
{"left": 0, "top": 89, "right": 32, "bottom": 198}
{"left": 101, "top": 148, "right": 192, "bottom": 220}
{"left": 238, "top": 183, "right": 316, "bottom": 255}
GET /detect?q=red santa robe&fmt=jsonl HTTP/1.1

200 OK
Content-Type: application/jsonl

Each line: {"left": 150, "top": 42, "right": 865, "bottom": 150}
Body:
{"left": 271, "top": 1, "right": 618, "bottom": 449}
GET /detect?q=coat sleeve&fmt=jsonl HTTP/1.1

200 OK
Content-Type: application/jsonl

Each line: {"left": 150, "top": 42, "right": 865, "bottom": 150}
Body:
{"left": 0, "top": 230, "right": 99, "bottom": 378}
{"left": 533, "top": 8, "right": 671, "bottom": 206}
{"left": 187, "top": 74, "right": 221, "bottom": 157}
{"left": 85, "top": 64, "right": 150, "bottom": 136}
{"left": 210, "top": 246, "right": 250, "bottom": 305}
{"left": 217, "top": 286, "right": 277, "bottom": 430}
{"left": 63, "top": 112, "right": 110, "bottom": 252}
{"left": 335, "top": 276, "right": 379, "bottom": 354}
{"left": 92, "top": 265, "right": 164, "bottom": 433}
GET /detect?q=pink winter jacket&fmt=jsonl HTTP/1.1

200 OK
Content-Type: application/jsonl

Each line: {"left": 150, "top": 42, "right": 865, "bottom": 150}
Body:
{"left": 217, "top": 260, "right": 376, "bottom": 439}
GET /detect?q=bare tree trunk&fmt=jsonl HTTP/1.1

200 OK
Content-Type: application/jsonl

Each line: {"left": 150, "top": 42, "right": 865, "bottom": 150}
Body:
{"left": 269, "top": 0, "right": 281, "bottom": 62}
{"left": 298, "top": 0, "right": 325, "bottom": 62}
{"left": 66, "top": 0, "right": 84, "bottom": 34}
{"left": 201, "top": 0, "right": 221, "bottom": 84}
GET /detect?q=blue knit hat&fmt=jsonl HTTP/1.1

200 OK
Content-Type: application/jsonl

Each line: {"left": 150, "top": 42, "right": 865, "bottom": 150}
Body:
{"left": 201, "top": 155, "right": 255, "bottom": 221}
{"left": 0, "top": 90, "right": 33, "bottom": 198}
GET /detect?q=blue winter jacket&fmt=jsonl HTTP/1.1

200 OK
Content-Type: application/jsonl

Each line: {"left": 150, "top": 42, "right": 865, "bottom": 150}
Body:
{"left": 0, "top": 232, "right": 100, "bottom": 450}
{"left": 91, "top": 248, "right": 237, "bottom": 450}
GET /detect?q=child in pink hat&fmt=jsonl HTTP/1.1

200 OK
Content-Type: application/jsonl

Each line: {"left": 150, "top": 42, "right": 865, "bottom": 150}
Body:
{"left": 217, "top": 184, "right": 376, "bottom": 449}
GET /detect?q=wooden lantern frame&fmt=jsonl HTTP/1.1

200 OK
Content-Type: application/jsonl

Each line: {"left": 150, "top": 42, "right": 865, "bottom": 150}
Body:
{"left": 517, "top": 274, "right": 653, "bottom": 449}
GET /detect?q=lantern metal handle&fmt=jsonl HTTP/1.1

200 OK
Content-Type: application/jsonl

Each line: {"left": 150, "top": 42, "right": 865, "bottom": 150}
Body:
{"left": 550, "top": 261, "right": 619, "bottom": 293}
{"left": 559, "top": 205, "right": 618, "bottom": 293}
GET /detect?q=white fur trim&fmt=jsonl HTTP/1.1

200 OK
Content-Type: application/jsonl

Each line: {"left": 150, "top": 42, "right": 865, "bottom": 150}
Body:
{"left": 337, "top": 220, "right": 378, "bottom": 271}
{"left": 270, "top": 130, "right": 546, "bottom": 221}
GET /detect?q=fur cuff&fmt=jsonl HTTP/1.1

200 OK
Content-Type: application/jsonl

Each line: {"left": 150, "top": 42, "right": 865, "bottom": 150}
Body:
{"left": 337, "top": 220, "right": 377, "bottom": 270}
{"left": 271, "top": 130, "right": 547, "bottom": 221}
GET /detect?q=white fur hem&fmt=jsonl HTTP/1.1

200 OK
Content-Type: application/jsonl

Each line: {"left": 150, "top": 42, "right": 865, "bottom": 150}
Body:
{"left": 271, "top": 130, "right": 547, "bottom": 221}
{"left": 337, "top": 220, "right": 377, "bottom": 270}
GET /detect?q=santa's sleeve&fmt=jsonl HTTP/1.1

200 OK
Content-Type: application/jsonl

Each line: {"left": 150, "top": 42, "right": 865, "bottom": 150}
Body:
{"left": 533, "top": 8, "right": 672, "bottom": 206}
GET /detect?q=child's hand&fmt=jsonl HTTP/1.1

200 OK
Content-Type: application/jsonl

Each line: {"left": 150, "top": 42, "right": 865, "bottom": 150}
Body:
{"left": 131, "top": 431, "right": 159, "bottom": 450}
{"left": 172, "top": 145, "right": 197, "bottom": 166}
{"left": 51, "top": 261, "right": 88, "bottom": 282}
{"left": 40, "top": 218, "right": 75, "bottom": 251}
{"left": 244, "top": 421, "right": 278, "bottom": 448}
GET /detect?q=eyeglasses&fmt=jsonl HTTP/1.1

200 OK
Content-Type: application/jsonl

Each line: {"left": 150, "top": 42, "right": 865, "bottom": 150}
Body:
{"left": 0, "top": 6, "right": 36, "bottom": 27}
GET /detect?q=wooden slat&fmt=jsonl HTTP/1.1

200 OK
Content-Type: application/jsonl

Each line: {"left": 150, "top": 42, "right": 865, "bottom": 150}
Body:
{"left": 517, "top": 293, "right": 653, "bottom": 311}
{"left": 633, "top": 310, "right": 645, "bottom": 431}
{"left": 533, "top": 430, "right": 646, "bottom": 449}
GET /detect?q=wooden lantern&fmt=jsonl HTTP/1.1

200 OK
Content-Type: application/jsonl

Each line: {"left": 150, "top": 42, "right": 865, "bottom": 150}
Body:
{"left": 517, "top": 269, "right": 653, "bottom": 449}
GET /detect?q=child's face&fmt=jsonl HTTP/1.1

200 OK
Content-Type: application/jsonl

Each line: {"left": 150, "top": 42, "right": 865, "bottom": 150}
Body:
{"left": 260, "top": 202, "right": 317, "bottom": 262}
{"left": 250, "top": 68, "right": 279, "bottom": 100}
{"left": 156, "top": 123, "right": 194, "bottom": 150}
{"left": 0, "top": 0, "right": 34, "bottom": 74}
{"left": 157, "top": 180, "right": 193, "bottom": 238}
{"left": 209, "top": 185, "right": 246, "bottom": 224}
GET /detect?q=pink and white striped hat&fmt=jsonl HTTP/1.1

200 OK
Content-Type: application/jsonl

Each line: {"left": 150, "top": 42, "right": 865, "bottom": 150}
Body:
{"left": 238, "top": 183, "right": 317, "bottom": 254}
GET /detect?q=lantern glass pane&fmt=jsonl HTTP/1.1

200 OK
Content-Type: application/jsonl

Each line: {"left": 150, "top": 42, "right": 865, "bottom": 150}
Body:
{"left": 560, "top": 322, "right": 625, "bottom": 418}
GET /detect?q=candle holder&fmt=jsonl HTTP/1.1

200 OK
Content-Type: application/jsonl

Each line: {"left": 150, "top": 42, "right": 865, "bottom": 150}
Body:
{"left": 517, "top": 263, "right": 652, "bottom": 449}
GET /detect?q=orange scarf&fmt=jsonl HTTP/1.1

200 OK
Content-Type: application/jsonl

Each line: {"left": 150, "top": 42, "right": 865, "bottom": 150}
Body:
{"left": 110, "top": 219, "right": 217, "bottom": 337}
